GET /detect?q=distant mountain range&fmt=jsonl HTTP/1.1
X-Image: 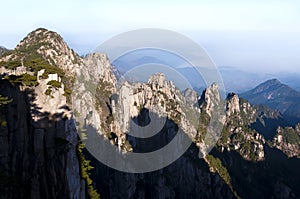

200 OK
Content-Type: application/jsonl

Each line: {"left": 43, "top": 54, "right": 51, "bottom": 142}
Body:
{"left": 112, "top": 52, "right": 300, "bottom": 93}
{"left": 0, "top": 46, "right": 9, "bottom": 56}
{"left": 219, "top": 66, "right": 300, "bottom": 93}
{"left": 240, "top": 79, "right": 300, "bottom": 124}
{"left": 218, "top": 66, "right": 274, "bottom": 93}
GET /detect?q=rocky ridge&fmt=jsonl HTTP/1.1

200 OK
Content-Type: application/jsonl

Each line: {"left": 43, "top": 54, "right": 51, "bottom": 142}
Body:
{"left": 0, "top": 28, "right": 86, "bottom": 199}
{"left": 240, "top": 79, "right": 300, "bottom": 123}
{"left": 0, "top": 28, "right": 299, "bottom": 199}
{"left": 72, "top": 49, "right": 298, "bottom": 198}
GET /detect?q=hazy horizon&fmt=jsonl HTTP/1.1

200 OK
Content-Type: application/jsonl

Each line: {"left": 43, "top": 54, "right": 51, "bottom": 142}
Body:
{"left": 1, "top": 0, "right": 300, "bottom": 74}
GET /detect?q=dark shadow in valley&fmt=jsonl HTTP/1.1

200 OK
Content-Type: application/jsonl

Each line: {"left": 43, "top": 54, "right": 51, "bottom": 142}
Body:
{"left": 283, "top": 114, "right": 300, "bottom": 127}
{"left": 83, "top": 135, "right": 235, "bottom": 199}
{"left": 250, "top": 116, "right": 289, "bottom": 140}
{"left": 210, "top": 146, "right": 300, "bottom": 199}
{"left": 127, "top": 108, "right": 178, "bottom": 153}
{"left": 74, "top": 98, "right": 300, "bottom": 199}
{"left": 2, "top": 77, "right": 299, "bottom": 199}
{"left": 81, "top": 107, "right": 236, "bottom": 199}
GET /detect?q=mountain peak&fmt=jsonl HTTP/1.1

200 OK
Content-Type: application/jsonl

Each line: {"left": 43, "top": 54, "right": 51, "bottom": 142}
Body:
{"left": 240, "top": 79, "right": 300, "bottom": 122}
{"left": 249, "top": 78, "right": 286, "bottom": 95}
{"left": 0, "top": 28, "right": 81, "bottom": 73}
{"left": 148, "top": 73, "right": 168, "bottom": 87}
{"left": 16, "top": 27, "right": 61, "bottom": 50}
{"left": 263, "top": 78, "right": 281, "bottom": 85}
{"left": 199, "top": 83, "right": 221, "bottom": 117}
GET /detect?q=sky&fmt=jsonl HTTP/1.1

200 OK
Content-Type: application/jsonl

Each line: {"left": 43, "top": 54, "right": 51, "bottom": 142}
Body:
{"left": 0, "top": 0, "right": 300, "bottom": 73}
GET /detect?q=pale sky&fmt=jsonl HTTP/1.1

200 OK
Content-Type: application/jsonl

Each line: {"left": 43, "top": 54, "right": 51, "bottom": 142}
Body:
{"left": 1, "top": 0, "right": 300, "bottom": 73}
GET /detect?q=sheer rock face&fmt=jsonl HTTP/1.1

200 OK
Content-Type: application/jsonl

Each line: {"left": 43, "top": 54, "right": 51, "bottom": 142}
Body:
{"left": 0, "top": 28, "right": 86, "bottom": 198}
{"left": 73, "top": 56, "right": 235, "bottom": 198}
{"left": 73, "top": 57, "right": 200, "bottom": 151}
{"left": 112, "top": 73, "right": 198, "bottom": 137}
{"left": 72, "top": 53, "right": 117, "bottom": 138}
{"left": 82, "top": 53, "right": 116, "bottom": 85}
{"left": 226, "top": 93, "right": 240, "bottom": 117}
{"left": 199, "top": 83, "right": 221, "bottom": 118}
{"left": 97, "top": 155, "right": 235, "bottom": 199}
{"left": 113, "top": 73, "right": 202, "bottom": 151}
{"left": 33, "top": 70, "right": 67, "bottom": 115}
{"left": 183, "top": 88, "right": 199, "bottom": 105}
{"left": 0, "top": 80, "right": 85, "bottom": 199}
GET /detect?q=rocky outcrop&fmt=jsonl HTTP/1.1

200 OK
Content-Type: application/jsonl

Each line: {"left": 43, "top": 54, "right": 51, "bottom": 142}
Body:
{"left": 73, "top": 53, "right": 201, "bottom": 149}
{"left": 72, "top": 53, "right": 236, "bottom": 198}
{"left": 199, "top": 83, "right": 222, "bottom": 118}
{"left": 226, "top": 93, "right": 240, "bottom": 116}
{"left": 216, "top": 93, "right": 266, "bottom": 161}
{"left": 183, "top": 88, "right": 199, "bottom": 105}
{"left": 273, "top": 124, "right": 300, "bottom": 157}
{"left": 0, "top": 28, "right": 82, "bottom": 74}
{"left": 112, "top": 73, "right": 199, "bottom": 139}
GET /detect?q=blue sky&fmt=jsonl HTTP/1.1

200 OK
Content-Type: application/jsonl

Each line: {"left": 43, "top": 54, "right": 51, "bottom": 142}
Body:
{"left": 1, "top": 0, "right": 300, "bottom": 73}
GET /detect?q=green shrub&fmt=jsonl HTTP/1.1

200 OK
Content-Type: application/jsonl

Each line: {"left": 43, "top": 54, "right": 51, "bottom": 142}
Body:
{"left": 0, "top": 60, "right": 21, "bottom": 70}
{"left": 63, "top": 87, "right": 72, "bottom": 103}
{"left": 47, "top": 80, "right": 62, "bottom": 89}
{"left": 24, "top": 58, "right": 64, "bottom": 77}
{"left": 281, "top": 127, "right": 300, "bottom": 144}
{"left": 73, "top": 109, "right": 81, "bottom": 117}
{"left": 217, "top": 127, "right": 230, "bottom": 146}
{"left": 206, "top": 155, "right": 231, "bottom": 185}
{"left": 5, "top": 74, "right": 38, "bottom": 87}
{"left": 0, "top": 95, "right": 12, "bottom": 106}
{"left": 0, "top": 94, "right": 12, "bottom": 127}
{"left": 77, "top": 142, "right": 100, "bottom": 199}
{"left": 45, "top": 88, "right": 52, "bottom": 96}
{"left": 107, "top": 115, "right": 114, "bottom": 124}
{"left": 40, "top": 72, "right": 49, "bottom": 79}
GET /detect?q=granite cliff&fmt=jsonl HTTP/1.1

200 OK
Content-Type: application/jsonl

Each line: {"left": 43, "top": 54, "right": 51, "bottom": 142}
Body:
{"left": 0, "top": 28, "right": 299, "bottom": 199}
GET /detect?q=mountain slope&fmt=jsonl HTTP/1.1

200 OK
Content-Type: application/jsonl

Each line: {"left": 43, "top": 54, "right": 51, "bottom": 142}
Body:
{"left": 77, "top": 53, "right": 300, "bottom": 198}
{"left": 0, "top": 28, "right": 88, "bottom": 198}
{"left": 240, "top": 79, "right": 300, "bottom": 124}
{"left": 1, "top": 28, "right": 300, "bottom": 199}
{"left": 0, "top": 28, "right": 82, "bottom": 74}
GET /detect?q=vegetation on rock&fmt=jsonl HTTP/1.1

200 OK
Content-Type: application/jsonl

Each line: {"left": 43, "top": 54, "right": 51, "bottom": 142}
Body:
{"left": 77, "top": 142, "right": 101, "bottom": 199}
{"left": 0, "top": 94, "right": 12, "bottom": 127}
{"left": 4, "top": 74, "right": 38, "bottom": 87}
{"left": 47, "top": 80, "right": 62, "bottom": 89}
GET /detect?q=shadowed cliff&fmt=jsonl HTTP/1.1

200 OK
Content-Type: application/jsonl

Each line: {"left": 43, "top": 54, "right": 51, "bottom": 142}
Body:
{"left": 0, "top": 79, "right": 85, "bottom": 199}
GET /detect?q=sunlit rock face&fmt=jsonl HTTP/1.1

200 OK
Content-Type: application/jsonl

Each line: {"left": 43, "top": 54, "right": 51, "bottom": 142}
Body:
{"left": 1, "top": 28, "right": 300, "bottom": 199}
